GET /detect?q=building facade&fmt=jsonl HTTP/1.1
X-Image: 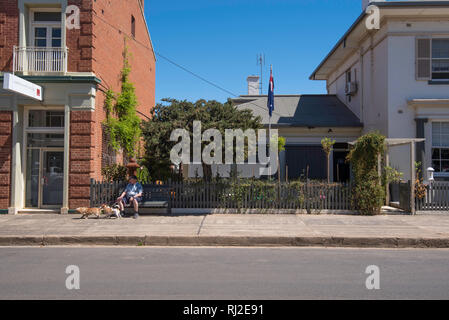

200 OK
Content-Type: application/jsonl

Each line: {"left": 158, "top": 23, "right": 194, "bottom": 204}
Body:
{"left": 310, "top": 0, "right": 449, "bottom": 181}
{"left": 0, "top": 0, "right": 155, "bottom": 214}
{"left": 233, "top": 94, "right": 362, "bottom": 182}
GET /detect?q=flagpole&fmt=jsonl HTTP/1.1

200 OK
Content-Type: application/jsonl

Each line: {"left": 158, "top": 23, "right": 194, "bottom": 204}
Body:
{"left": 269, "top": 65, "right": 272, "bottom": 178}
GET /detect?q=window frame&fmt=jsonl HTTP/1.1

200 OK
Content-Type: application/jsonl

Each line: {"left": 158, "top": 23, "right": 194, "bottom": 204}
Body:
{"left": 431, "top": 121, "right": 449, "bottom": 176}
{"left": 29, "top": 8, "right": 63, "bottom": 48}
{"left": 431, "top": 38, "right": 449, "bottom": 80}
{"left": 131, "top": 15, "right": 136, "bottom": 38}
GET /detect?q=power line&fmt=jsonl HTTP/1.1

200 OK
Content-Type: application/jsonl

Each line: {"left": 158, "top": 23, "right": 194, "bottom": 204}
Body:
{"left": 155, "top": 51, "right": 283, "bottom": 118}
{"left": 92, "top": 10, "right": 281, "bottom": 118}
{"left": 155, "top": 51, "right": 237, "bottom": 98}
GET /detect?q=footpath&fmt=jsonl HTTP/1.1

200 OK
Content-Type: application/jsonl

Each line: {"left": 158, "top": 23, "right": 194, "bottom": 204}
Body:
{"left": 1, "top": 212, "right": 449, "bottom": 248}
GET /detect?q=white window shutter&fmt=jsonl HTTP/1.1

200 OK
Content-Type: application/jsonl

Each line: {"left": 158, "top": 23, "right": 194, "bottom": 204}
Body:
{"left": 416, "top": 38, "right": 431, "bottom": 80}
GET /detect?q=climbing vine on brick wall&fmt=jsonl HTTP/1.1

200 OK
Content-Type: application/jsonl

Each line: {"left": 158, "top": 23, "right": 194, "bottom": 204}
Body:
{"left": 104, "top": 47, "right": 142, "bottom": 157}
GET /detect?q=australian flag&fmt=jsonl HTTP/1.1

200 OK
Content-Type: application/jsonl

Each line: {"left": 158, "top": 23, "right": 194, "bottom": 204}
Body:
{"left": 267, "top": 67, "right": 274, "bottom": 117}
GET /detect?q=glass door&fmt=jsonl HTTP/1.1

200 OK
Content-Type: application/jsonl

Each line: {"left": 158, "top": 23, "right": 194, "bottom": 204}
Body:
{"left": 25, "top": 148, "right": 64, "bottom": 208}
{"left": 42, "top": 150, "right": 64, "bottom": 207}
{"left": 25, "top": 109, "right": 65, "bottom": 209}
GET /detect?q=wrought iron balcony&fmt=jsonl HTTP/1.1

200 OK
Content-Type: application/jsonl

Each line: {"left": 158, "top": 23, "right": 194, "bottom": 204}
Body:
{"left": 13, "top": 46, "right": 68, "bottom": 74}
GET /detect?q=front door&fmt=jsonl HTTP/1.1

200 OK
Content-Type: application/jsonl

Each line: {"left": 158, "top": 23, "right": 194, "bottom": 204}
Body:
{"left": 41, "top": 150, "right": 64, "bottom": 207}
{"left": 25, "top": 148, "right": 64, "bottom": 209}
{"left": 25, "top": 109, "right": 65, "bottom": 209}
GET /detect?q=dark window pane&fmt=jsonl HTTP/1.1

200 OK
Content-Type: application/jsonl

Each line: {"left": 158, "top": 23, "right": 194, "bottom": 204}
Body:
{"left": 52, "top": 39, "right": 61, "bottom": 47}
{"left": 432, "top": 39, "right": 449, "bottom": 59}
{"left": 432, "top": 160, "right": 441, "bottom": 172}
{"left": 432, "top": 72, "right": 449, "bottom": 80}
{"left": 34, "top": 12, "right": 61, "bottom": 22}
{"left": 52, "top": 28, "right": 61, "bottom": 38}
{"left": 29, "top": 110, "right": 64, "bottom": 128}
{"left": 46, "top": 111, "right": 64, "bottom": 127}
{"left": 35, "top": 39, "right": 47, "bottom": 47}
{"left": 442, "top": 161, "right": 449, "bottom": 173}
{"left": 35, "top": 27, "right": 47, "bottom": 37}
{"left": 131, "top": 15, "right": 136, "bottom": 37}
{"left": 442, "top": 149, "right": 449, "bottom": 160}
{"left": 432, "top": 148, "right": 440, "bottom": 159}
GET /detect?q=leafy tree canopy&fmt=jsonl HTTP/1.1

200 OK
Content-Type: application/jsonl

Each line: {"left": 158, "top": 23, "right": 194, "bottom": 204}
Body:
{"left": 142, "top": 98, "right": 263, "bottom": 180}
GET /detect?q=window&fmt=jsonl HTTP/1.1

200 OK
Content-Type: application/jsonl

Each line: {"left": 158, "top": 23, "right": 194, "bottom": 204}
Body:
{"left": 34, "top": 12, "right": 61, "bottom": 22}
{"left": 432, "top": 122, "right": 449, "bottom": 173}
{"left": 345, "top": 69, "right": 352, "bottom": 102}
{"left": 28, "top": 110, "right": 64, "bottom": 128}
{"left": 131, "top": 15, "right": 136, "bottom": 38}
{"left": 30, "top": 9, "right": 62, "bottom": 48}
{"left": 416, "top": 38, "right": 449, "bottom": 80}
{"left": 432, "top": 39, "right": 449, "bottom": 79}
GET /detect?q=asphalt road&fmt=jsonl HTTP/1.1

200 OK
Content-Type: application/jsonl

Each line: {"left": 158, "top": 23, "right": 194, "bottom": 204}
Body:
{"left": 0, "top": 247, "right": 448, "bottom": 299}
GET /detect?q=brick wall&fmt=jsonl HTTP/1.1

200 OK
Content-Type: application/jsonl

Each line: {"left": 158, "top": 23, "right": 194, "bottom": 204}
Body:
{"left": 67, "top": 0, "right": 93, "bottom": 73}
{"left": 0, "top": 0, "right": 155, "bottom": 209}
{"left": 90, "top": 0, "right": 155, "bottom": 181}
{"left": 0, "top": 0, "right": 94, "bottom": 74}
{"left": 0, "top": 112, "right": 12, "bottom": 209}
{"left": 0, "top": 0, "right": 19, "bottom": 72}
{"left": 69, "top": 110, "right": 95, "bottom": 208}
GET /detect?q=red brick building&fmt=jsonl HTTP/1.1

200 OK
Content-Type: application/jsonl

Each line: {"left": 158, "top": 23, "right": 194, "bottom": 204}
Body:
{"left": 0, "top": 0, "right": 155, "bottom": 213}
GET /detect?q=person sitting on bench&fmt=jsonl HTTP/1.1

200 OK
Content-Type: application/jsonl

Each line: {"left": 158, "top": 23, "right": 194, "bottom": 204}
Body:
{"left": 117, "top": 175, "right": 143, "bottom": 219}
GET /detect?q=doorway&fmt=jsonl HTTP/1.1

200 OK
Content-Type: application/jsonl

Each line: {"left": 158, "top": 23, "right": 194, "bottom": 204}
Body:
{"left": 24, "top": 109, "right": 65, "bottom": 209}
{"left": 26, "top": 148, "right": 64, "bottom": 208}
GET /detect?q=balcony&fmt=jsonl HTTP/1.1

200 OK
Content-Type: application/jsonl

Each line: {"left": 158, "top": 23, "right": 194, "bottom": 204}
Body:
{"left": 13, "top": 46, "right": 68, "bottom": 74}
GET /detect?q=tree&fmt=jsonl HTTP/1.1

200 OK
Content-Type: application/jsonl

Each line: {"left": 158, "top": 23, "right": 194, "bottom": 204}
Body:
{"left": 321, "top": 137, "right": 336, "bottom": 183}
{"left": 141, "top": 98, "right": 262, "bottom": 181}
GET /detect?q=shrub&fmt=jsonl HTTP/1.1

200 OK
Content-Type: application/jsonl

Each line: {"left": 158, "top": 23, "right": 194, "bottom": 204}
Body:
{"left": 136, "top": 165, "right": 151, "bottom": 184}
{"left": 347, "top": 132, "right": 386, "bottom": 215}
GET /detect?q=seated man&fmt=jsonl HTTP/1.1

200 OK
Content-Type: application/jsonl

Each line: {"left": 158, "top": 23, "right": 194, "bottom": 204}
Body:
{"left": 117, "top": 175, "right": 143, "bottom": 219}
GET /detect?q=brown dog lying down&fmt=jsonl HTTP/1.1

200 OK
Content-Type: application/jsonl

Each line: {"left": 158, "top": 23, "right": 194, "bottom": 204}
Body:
{"left": 76, "top": 207, "right": 102, "bottom": 219}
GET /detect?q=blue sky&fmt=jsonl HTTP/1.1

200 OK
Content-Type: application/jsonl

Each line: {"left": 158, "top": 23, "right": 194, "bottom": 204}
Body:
{"left": 144, "top": 0, "right": 363, "bottom": 104}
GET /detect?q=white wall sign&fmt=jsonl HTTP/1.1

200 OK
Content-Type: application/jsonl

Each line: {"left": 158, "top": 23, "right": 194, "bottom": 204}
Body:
{"left": 3, "top": 73, "right": 43, "bottom": 101}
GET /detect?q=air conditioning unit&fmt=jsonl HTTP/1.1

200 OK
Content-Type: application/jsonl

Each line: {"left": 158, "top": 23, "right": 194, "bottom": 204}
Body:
{"left": 345, "top": 81, "right": 358, "bottom": 96}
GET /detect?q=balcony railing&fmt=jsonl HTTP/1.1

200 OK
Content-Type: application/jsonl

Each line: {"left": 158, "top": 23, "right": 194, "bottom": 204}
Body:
{"left": 13, "top": 46, "right": 68, "bottom": 74}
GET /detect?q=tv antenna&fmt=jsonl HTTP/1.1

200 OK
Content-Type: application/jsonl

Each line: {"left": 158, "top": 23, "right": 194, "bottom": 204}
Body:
{"left": 257, "top": 54, "right": 265, "bottom": 95}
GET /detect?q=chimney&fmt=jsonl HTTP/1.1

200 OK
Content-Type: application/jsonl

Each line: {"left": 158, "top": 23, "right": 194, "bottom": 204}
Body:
{"left": 247, "top": 76, "right": 260, "bottom": 95}
{"left": 362, "top": 0, "right": 385, "bottom": 11}
{"left": 362, "top": 0, "right": 373, "bottom": 10}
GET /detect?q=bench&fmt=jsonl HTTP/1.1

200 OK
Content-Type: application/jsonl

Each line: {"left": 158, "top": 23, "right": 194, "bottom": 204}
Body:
{"left": 123, "top": 185, "right": 172, "bottom": 215}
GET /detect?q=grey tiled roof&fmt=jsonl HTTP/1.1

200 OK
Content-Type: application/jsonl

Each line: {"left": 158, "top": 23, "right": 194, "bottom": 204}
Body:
{"left": 233, "top": 94, "right": 363, "bottom": 128}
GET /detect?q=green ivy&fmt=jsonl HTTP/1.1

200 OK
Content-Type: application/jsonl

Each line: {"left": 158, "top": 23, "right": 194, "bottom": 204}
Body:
{"left": 103, "top": 47, "right": 142, "bottom": 157}
{"left": 347, "top": 132, "right": 386, "bottom": 215}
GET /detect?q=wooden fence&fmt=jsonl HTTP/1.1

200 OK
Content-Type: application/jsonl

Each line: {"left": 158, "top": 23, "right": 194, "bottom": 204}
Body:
{"left": 416, "top": 181, "right": 449, "bottom": 211}
{"left": 90, "top": 179, "right": 353, "bottom": 211}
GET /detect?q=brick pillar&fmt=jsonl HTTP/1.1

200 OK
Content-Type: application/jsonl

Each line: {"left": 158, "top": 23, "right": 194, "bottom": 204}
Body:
{"left": 69, "top": 110, "right": 95, "bottom": 208}
{"left": 0, "top": 111, "right": 12, "bottom": 210}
